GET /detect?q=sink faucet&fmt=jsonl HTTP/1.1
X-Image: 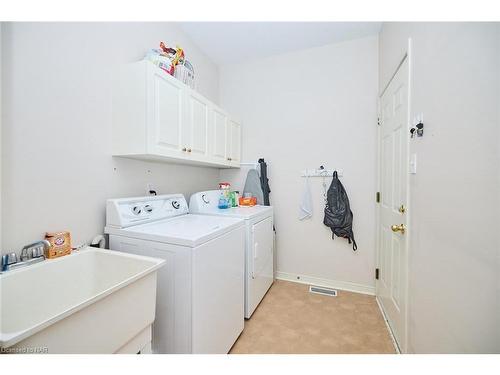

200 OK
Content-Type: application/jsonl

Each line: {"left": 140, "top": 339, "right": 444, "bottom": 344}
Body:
{"left": 1, "top": 240, "right": 50, "bottom": 272}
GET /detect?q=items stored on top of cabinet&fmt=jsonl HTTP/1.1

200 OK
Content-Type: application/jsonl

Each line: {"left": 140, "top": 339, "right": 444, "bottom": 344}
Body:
{"left": 144, "top": 42, "right": 195, "bottom": 89}
{"left": 112, "top": 60, "right": 241, "bottom": 168}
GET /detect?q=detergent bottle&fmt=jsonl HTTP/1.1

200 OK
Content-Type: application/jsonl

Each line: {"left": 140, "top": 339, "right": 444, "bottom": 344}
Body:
{"left": 218, "top": 182, "right": 231, "bottom": 209}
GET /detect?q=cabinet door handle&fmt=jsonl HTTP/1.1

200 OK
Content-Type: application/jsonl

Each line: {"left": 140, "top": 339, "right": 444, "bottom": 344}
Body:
{"left": 182, "top": 147, "right": 187, "bottom": 152}
{"left": 187, "top": 148, "right": 192, "bottom": 153}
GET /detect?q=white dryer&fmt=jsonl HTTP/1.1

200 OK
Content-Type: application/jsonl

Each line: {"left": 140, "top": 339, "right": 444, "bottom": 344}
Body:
{"left": 105, "top": 194, "right": 245, "bottom": 354}
{"left": 189, "top": 190, "right": 274, "bottom": 318}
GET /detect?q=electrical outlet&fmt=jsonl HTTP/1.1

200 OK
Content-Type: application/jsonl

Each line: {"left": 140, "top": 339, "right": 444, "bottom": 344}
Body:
{"left": 147, "top": 183, "right": 157, "bottom": 195}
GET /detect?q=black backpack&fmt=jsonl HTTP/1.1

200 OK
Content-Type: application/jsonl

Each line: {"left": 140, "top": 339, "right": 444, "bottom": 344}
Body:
{"left": 323, "top": 171, "right": 357, "bottom": 251}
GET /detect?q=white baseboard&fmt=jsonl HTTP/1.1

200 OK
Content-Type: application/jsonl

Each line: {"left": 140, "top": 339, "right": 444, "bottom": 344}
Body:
{"left": 275, "top": 271, "right": 375, "bottom": 296}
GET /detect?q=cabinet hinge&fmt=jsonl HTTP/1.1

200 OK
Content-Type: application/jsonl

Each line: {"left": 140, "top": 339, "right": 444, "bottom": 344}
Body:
{"left": 376, "top": 192, "right": 380, "bottom": 203}
{"left": 375, "top": 268, "right": 380, "bottom": 280}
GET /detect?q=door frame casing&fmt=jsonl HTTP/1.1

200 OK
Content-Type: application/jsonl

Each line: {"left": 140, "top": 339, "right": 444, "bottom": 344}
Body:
{"left": 0, "top": 22, "right": 3, "bottom": 253}
{"left": 375, "top": 38, "right": 412, "bottom": 354}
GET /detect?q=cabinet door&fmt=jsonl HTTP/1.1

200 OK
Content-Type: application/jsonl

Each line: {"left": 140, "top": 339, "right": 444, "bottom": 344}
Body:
{"left": 228, "top": 119, "right": 241, "bottom": 165}
{"left": 148, "top": 70, "right": 185, "bottom": 157}
{"left": 210, "top": 107, "right": 228, "bottom": 164}
{"left": 186, "top": 90, "right": 209, "bottom": 158}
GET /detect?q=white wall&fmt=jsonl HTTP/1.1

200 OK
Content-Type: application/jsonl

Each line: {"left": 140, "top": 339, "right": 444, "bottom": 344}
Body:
{"left": 379, "top": 22, "right": 500, "bottom": 353}
{"left": 219, "top": 36, "right": 379, "bottom": 291}
{"left": 1, "top": 22, "right": 221, "bottom": 253}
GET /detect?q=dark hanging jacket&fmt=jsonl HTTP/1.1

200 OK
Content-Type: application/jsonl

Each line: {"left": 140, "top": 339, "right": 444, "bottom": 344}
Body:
{"left": 323, "top": 171, "right": 357, "bottom": 251}
{"left": 258, "top": 158, "right": 271, "bottom": 206}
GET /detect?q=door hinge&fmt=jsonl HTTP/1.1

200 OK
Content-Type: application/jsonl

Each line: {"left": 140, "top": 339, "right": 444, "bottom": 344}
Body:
{"left": 376, "top": 192, "right": 380, "bottom": 203}
{"left": 375, "top": 268, "right": 380, "bottom": 280}
{"left": 377, "top": 117, "right": 381, "bottom": 126}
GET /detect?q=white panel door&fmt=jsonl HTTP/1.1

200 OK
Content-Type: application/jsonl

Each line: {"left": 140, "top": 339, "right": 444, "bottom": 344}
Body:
{"left": 227, "top": 119, "right": 241, "bottom": 165}
{"left": 186, "top": 90, "right": 209, "bottom": 158}
{"left": 211, "top": 107, "right": 228, "bottom": 163}
{"left": 378, "top": 56, "right": 409, "bottom": 352}
{"left": 149, "top": 70, "right": 185, "bottom": 157}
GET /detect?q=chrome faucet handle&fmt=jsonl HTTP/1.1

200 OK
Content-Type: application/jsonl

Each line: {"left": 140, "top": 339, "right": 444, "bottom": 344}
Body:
{"left": 20, "top": 247, "right": 30, "bottom": 262}
{"left": 7, "top": 252, "right": 17, "bottom": 264}
{"left": 31, "top": 246, "right": 45, "bottom": 259}
{"left": 21, "top": 240, "right": 50, "bottom": 261}
{"left": 1, "top": 253, "right": 18, "bottom": 271}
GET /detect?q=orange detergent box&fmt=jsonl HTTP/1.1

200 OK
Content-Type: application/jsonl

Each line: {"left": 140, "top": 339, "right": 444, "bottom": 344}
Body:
{"left": 239, "top": 196, "right": 257, "bottom": 206}
{"left": 45, "top": 231, "right": 72, "bottom": 259}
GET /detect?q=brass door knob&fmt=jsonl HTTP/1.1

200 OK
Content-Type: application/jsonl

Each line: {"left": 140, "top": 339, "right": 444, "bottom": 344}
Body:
{"left": 391, "top": 224, "right": 406, "bottom": 234}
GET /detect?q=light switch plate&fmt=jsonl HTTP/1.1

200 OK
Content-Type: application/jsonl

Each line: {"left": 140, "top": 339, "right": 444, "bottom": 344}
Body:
{"left": 410, "top": 154, "right": 417, "bottom": 174}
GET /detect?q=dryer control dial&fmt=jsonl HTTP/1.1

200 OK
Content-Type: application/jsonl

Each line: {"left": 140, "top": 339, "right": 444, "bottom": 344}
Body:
{"left": 171, "top": 200, "right": 181, "bottom": 209}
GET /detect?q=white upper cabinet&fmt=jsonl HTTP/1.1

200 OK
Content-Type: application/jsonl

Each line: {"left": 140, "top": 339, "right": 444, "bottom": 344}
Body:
{"left": 210, "top": 106, "right": 228, "bottom": 164}
{"left": 207, "top": 107, "right": 241, "bottom": 167}
{"left": 185, "top": 89, "right": 210, "bottom": 159}
{"left": 148, "top": 66, "right": 185, "bottom": 158}
{"left": 112, "top": 61, "right": 240, "bottom": 168}
{"left": 227, "top": 119, "right": 241, "bottom": 167}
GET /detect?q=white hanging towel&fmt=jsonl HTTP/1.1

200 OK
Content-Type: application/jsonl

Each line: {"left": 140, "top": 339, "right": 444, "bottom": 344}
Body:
{"left": 299, "top": 176, "right": 313, "bottom": 220}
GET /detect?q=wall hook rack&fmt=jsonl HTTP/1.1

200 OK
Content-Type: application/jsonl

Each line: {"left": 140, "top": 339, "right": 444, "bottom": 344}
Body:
{"left": 301, "top": 168, "right": 343, "bottom": 177}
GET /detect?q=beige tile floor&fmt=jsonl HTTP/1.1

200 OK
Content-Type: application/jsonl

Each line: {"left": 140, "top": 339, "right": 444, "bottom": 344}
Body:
{"left": 230, "top": 280, "right": 396, "bottom": 354}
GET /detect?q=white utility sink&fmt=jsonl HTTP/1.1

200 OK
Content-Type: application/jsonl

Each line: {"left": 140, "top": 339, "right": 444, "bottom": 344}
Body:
{"left": 0, "top": 247, "right": 165, "bottom": 354}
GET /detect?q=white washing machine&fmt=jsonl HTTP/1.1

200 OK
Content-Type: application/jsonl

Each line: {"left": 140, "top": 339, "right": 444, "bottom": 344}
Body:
{"left": 189, "top": 190, "right": 274, "bottom": 319}
{"left": 105, "top": 194, "right": 245, "bottom": 354}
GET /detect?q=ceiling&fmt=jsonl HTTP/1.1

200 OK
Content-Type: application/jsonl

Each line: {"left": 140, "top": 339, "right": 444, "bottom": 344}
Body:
{"left": 179, "top": 22, "right": 382, "bottom": 65}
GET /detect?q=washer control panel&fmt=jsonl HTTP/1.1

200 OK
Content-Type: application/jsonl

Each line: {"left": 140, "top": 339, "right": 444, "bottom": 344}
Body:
{"left": 189, "top": 190, "right": 223, "bottom": 212}
{"left": 106, "top": 194, "right": 188, "bottom": 228}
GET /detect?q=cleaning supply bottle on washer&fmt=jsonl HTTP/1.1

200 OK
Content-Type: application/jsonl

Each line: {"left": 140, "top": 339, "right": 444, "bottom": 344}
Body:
{"left": 218, "top": 182, "right": 231, "bottom": 209}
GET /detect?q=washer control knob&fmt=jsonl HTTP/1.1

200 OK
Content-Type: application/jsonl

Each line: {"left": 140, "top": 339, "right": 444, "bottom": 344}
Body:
{"left": 144, "top": 204, "right": 153, "bottom": 213}
{"left": 132, "top": 206, "right": 142, "bottom": 215}
{"left": 171, "top": 200, "right": 181, "bottom": 209}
